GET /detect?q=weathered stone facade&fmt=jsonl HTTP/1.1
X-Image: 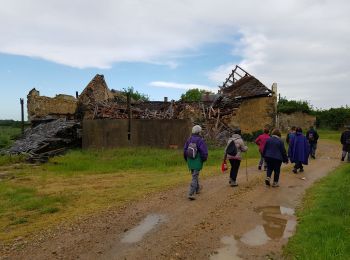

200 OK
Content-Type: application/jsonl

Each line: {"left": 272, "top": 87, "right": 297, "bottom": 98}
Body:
{"left": 27, "top": 88, "right": 77, "bottom": 121}
{"left": 278, "top": 112, "right": 316, "bottom": 131}
{"left": 227, "top": 96, "right": 277, "bottom": 133}
{"left": 76, "top": 74, "right": 115, "bottom": 120}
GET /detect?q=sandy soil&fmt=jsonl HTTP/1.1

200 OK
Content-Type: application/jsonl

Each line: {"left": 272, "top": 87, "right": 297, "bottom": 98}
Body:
{"left": 0, "top": 141, "right": 342, "bottom": 260}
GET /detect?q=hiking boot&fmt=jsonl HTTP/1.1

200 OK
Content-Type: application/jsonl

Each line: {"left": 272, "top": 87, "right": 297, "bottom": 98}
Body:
{"left": 265, "top": 177, "right": 271, "bottom": 186}
{"left": 292, "top": 168, "right": 297, "bottom": 174}
{"left": 188, "top": 194, "right": 196, "bottom": 200}
{"left": 299, "top": 168, "right": 304, "bottom": 173}
{"left": 258, "top": 165, "right": 262, "bottom": 170}
{"left": 230, "top": 181, "right": 238, "bottom": 187}
{"left": 272, "top": 182, "right": 279, "bottom": 187}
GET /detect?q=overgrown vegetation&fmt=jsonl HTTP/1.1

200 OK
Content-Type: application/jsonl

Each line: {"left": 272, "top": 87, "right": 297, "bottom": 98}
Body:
{"left": 284, "top": 163, "right": 350, "bottom": 259}
{"left": 277, "top": 97, "right": 312, "bottom": 114}
{"left": 277, "top": 98, "right": 350, "bottom": 130}
{"left": 180, "top": 88, "right": 211, "bottom": 102}
{"left": 314, "top": 106, "right": 350, "bottom": 130}
{"left": 122, "top": 86, "right": 150, "bottom": 101}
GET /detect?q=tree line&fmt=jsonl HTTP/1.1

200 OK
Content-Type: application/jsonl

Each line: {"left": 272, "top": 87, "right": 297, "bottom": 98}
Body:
{"left": 278, "top": 97, "right": 350, "bottom": 130}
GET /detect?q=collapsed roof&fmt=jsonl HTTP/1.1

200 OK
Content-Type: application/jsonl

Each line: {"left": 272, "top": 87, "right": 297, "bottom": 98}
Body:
{"left": 220, "top": 65, "right": 272, "bottom": 98}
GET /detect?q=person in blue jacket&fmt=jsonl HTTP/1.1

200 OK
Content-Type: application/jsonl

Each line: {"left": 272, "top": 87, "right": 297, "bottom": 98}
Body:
{"left": 183, "top": 125, "right": 208, "bottom": 200}
{"left": 288, "top": 127, "right": 310, "bottom": 173}
{"left": 263, "top": 128, "right": 288, "bottom": 187}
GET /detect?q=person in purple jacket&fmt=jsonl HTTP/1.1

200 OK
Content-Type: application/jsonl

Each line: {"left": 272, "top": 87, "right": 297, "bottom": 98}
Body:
{"left": 263, "top": 128, "right": 288, "bottom": 187}
{"left": 183, "top": 125, "right": 208, "bottom": 200}
{"left": 288, "top": 127, "right": 310, "bottom": 173}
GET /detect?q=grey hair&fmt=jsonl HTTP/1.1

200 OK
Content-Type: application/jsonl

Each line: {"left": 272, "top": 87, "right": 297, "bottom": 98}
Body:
{"left": 192, "top": 125, "right": 202, "bottom": 134}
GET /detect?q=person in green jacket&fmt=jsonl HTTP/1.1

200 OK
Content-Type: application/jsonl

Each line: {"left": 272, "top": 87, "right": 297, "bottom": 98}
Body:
{"left": 183, "top": 125, "right": 208, "bottom": 200}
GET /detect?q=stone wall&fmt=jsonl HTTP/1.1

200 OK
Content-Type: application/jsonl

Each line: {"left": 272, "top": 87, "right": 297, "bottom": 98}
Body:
{"left": 225, "top": 96, "right": 277, "bottom": 133}
{"left": 278, "top": 112, "right": 316, "bottom": 131}
{"left": 27, "top": 89, "right": 77, "bottom": 121}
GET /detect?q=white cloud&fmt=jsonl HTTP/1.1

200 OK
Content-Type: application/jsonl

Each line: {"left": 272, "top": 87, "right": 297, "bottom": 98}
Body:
{"left": 1, "top": 0, "right": 350, "bottom": 108}
{"left": 149, "top": 81, "right": 217, "bottom": 92}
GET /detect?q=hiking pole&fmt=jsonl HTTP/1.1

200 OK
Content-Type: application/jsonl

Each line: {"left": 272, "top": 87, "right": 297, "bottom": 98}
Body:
{"left": 245, "top": 150, "right": 248, "bottom": 182}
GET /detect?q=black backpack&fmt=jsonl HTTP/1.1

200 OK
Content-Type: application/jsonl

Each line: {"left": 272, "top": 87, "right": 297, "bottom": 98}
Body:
{"left": 345, "top": 135, "right": 350, "bottom": 145}
{"left": 226, "top": 139, "right": 238, "bottom": 156}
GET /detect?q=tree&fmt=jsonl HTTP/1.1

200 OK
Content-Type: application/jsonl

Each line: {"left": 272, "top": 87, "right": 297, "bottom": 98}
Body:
{"left": 123, "top": 87, "right": 149, "bottom": 101}
{"left": 277, "top": 97, "right": 312, "bottom": 114}
{"left": 180, "top": 89, "right": 210, "bottom": 102}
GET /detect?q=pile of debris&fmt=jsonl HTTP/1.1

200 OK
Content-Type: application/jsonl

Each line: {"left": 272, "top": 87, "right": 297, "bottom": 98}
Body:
{"left": 7, "top": 119, "right": 81, "bottom": 163}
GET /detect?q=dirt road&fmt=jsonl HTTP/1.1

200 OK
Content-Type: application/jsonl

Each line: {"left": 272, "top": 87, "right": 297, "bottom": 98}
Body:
{"left": 1, "top": 141, "right": 341, "bottom": 259}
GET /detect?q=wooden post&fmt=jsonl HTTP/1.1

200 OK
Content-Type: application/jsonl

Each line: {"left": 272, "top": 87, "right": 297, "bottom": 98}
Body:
{"left": 127, "top": 92, "right": 131, "bottom": 140}
{"left": 20, "top": 98, "right": 24, "bottom": 135}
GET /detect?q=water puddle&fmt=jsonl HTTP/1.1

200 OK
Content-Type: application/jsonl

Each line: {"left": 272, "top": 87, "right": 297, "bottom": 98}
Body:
{"left": 240, "top": 206, "right": 296, "bottom": 246}
{"left": 121, "top": 214, "right": 166, "bottom": 243}
{"left": 210, "top": 236, "right": 241, "bottom": 260}
{"left": 240, "top": 225, "right": 270, "bottom": 246}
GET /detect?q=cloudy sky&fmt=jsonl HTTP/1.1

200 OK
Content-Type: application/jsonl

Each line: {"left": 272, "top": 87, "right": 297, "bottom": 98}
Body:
{"left": 1, "top": 0, "right": 349, "bottom": 120}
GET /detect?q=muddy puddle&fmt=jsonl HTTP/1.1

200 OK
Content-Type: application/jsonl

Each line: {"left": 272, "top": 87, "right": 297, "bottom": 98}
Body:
{"left": 121, "top": 214, "right": 166, "bottom": 243}
{"left": 210, "top": 236, "right": 241, "bottom": 260}
{"left": 240, "top": 206, "right": 296, "bottom": 246}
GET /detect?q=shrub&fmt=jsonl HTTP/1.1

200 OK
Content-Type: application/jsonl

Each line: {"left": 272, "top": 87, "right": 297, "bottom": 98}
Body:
{"left": 277, "top": 97, "right": 312, "bottom": 114}
{"left": 314, "top": 107, "right": 350, "bottom": 130}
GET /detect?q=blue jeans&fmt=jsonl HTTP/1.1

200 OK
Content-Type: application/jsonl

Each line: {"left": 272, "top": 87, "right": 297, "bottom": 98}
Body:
{"left": 259, "top": 153, "right": 266, "bottom": 169}
{"left": 266, "top": 158, "right": 282, "bottom": 183}
{"left": 309, "top": 143, "right": 317, "bottom": 158}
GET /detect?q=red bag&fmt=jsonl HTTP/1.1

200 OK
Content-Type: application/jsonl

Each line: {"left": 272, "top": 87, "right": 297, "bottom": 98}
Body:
{"left": 221, "top": 161, "right": 228, "bottom": 173}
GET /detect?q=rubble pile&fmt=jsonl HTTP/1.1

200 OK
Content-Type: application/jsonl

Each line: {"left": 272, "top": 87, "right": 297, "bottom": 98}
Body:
{"left": 8, "top": 119, "right": 81, "bottom": 163}
{"left": 83, "top": 96, "right": 242, "bottom": 145}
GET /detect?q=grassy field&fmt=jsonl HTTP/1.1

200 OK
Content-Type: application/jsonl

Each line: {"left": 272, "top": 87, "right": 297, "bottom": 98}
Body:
{"left": 284, "top": 163, "right": 350, "bottom": 259}
{"left": 0, "top": 143, "right": 260, "bottom": 241}
{"left": 0, "top": 128, "right": 343, "bottom": 242}
{"left": 0, "top": 126, "right": 21, "bottom": 149}
{"left": 317, "top": 129, "right": 342, "bottom": 143}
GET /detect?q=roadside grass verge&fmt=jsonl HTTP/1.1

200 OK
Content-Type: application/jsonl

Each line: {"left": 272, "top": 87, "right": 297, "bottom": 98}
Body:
{"left": 0, "top": 143, "right": 260, "bottom": 242}
{"left": 284, "top": 163, "right": 350, "bottom": 259}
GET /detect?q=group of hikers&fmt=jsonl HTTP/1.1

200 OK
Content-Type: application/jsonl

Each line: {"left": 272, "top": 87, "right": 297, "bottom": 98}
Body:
{"left": 183, "top": 124, "right": 350, "bottom": 200}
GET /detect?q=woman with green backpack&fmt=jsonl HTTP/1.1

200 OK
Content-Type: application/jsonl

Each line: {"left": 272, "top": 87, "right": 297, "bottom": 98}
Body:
{"left": 183, "top": 125, "right": 208, "bottom": 200}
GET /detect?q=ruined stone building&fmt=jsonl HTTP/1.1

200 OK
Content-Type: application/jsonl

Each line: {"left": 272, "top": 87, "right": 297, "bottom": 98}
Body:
{"left": 26, "top": 67, "right": 280, "bottom": 148}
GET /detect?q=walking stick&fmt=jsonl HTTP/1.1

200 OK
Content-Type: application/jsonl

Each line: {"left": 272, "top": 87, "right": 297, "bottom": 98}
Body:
{"left": 245, "top": 150, "right": 248, "bottom": 182}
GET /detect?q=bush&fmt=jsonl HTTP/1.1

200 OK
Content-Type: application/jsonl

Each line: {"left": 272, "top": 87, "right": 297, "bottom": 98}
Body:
{"left": 277, "top": 97, "right": 312, "bottom": 114}
{"left": 122, "top": 86, "right": 149, "bottom": 101}
{"left": 180, "top": 89, "right": 210, "bottom": 102}
{"left": 241, "top": 129, "right": 263, "bottom": 142}
{"left": 314, "top": 107, "right": 350, "bottom": 130}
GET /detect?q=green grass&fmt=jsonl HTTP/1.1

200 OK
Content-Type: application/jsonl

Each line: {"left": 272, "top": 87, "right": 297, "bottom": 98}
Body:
{"left": 0, "top": 143, "right": 260, "bottom": 241}
{"left": 284, "top": 163, "right": 350, "bottom": 259}
{"left": 0, "top": 126, "right": 21, "bottom": 149}
{"left": 317, "top": 129, "right": 342, "bottom": 143}
{"left": 0, "top": 154, "right": 27, "bottom": 167}
{"left": 44, "top": 142, "right": 260, "bottom": 176}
